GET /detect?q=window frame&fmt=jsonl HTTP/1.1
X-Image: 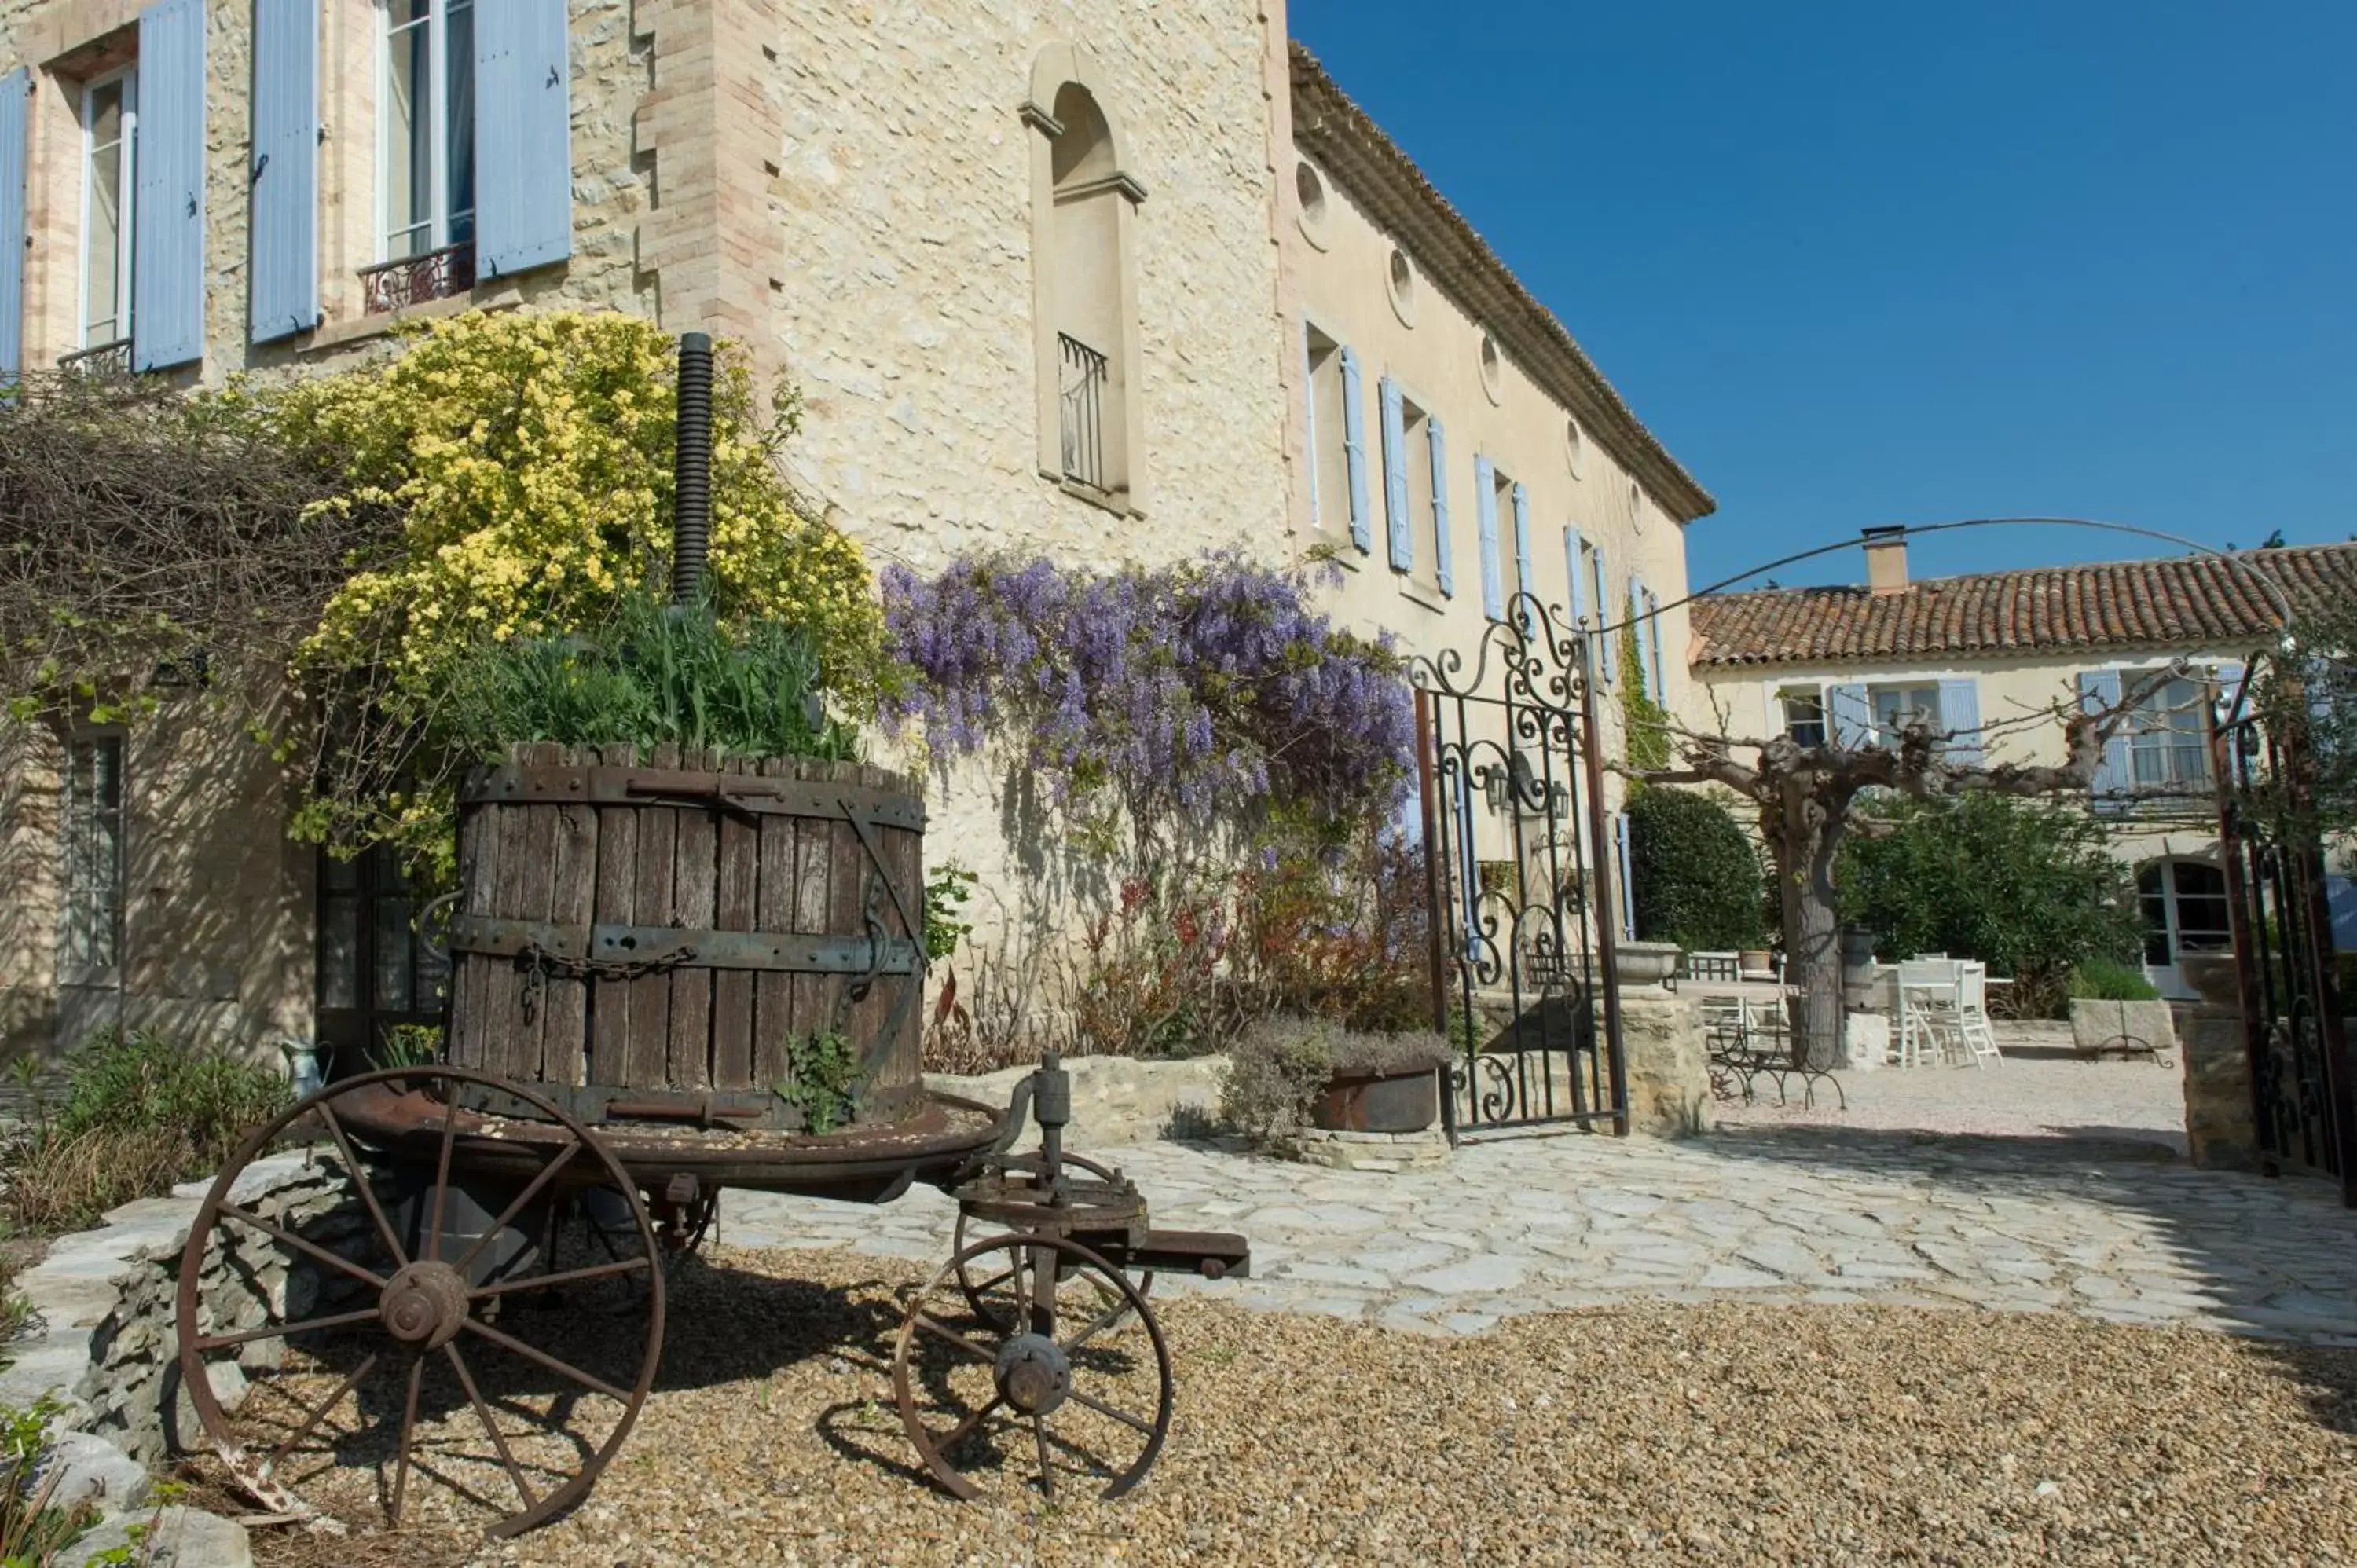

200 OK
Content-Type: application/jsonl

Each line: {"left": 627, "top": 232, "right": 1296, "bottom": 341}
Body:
{"left": 1303, "top": 319, "right": 1350, "bottom": 536}
{"left": 377, "top": 0, "right": 476, "bottom": 264}
{"left": 1781, "top": 689, "right": 1827, "bottom": 748}
{"left": 1396, "top": 385, "right": 1439, "bottom": 588}
{"left": 2124, "top": 673, "right": 2211, "bottom": 791}
{"left": 59, "top": 731, "right": 127, "bottom": 988}
{"left": 77, "top": 65, "right": 137, "bottom": 351}
{"left": 1867, "top": 682, "right": 1942, "bottom": 746}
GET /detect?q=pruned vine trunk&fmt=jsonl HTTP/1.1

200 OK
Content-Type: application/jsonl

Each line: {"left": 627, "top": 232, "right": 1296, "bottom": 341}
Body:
{"left": 1776, "top": 782, "right": 1849, "bottom": 1070}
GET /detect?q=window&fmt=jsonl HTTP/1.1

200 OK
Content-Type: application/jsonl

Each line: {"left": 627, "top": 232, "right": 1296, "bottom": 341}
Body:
{"left": 1478, "top": 333, "right": 1503, "bottom": 402}
{"left": 382, "top": 0, "right": 476, "bottom": 263}
{"left": 60, "top": 735, "right": 125, "bottom": 986}
{"left": 1782, "top": 690, "right": 1827, "bottom": 747}
{"left": 1306, "top": 325, "right": 1349, "bottom": 532}
{"left": 1295, "top": 160, "right": 1329, "bottom": 244}
{"left": 317, "top": 842, "right": 450, "bottom": 1075}
{"left": 1401, "top": 394, "right": 1437, "bottom": 587}
{"left": 1588, "top": 545, "right": 1612, "bottom": 680}
{"left": 1386, "top": 247, "right": 1417, "bottom": 326}
{"left": 79, "top": 69, "right": 136, "bottom": 350}
{"left": 1869, "top": 684, "right": 1941, "bottom": 746}
{"left": 2125, "top": 675, "right": 2211, "bottom": 790}
{"left": 2139, "top": 860, "right": 2231, "bottom": 967}
{"left": 1032, "top": 76, "right": 1142, "bottom": 507}
{"left": 1494, "top": 465, "right": 1522, "bottom": 606}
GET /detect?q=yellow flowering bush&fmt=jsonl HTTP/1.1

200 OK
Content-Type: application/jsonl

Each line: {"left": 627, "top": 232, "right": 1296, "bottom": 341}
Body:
{"left": 254, "top": 310, "right": 887, "bottom": 881}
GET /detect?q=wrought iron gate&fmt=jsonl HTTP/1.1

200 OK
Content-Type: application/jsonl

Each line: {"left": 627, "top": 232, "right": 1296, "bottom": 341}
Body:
{"left": 1413, "top": 597, "right": 1627, "bottom": 1138}
{"left": 2213, "top": 661, "right": 2357, "bottom": 1206}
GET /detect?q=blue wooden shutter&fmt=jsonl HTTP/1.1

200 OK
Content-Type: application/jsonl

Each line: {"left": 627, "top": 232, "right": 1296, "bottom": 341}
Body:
{"left": 1614, "top": 811, "right": 1637, "bottom": 940}
{"left": 1338, "top": 346, "right": 1371, "bottom": 554}
{"left": 2077, "top": 669, "right": 2129, "bottom": 806}
{"left": 1510, "top": 482, "right": 1533, "bottom": 630}
{"left": 1627, "top": 576, "right": 1651, "bottom": 696}
{"left": 2330, "top": 876, "right": 2357, "bottom": 954}
{"left": 1590, "top": 548, "right": 1614, "bottom": 680}
{"left": 1563, "top": 527, "right": 1587, "bottom": 635}
{"left": 1827, "top": 683, "right": 1871, "bottom": 747}
{"left": 1937, "top": 676, "right": 1982, "bottom": 765}
{"left": 1299, "top": 326, "right": 1321, "bottom": 528}
{"left": 1474, "top": 458, "right": 1502, "bottom": 621}
{"left": 1646, "top": 591, "right": 1667, "bottom": 704}
{"left": 1428, "top": 417, "right": 1453, "bottom": 597}
{"left": 1380, "top": 377, "right": 1412, "bottom": 571}
{"left": 249, "top": 0, "right": 320, "bottom": 343}
{"left": 134, "top": 0, "right": 209, "bottom": 372}
{"left": 475, "top": 0, "right": 573, "bottom": 277}
{"left": 0, "top": 68, "right": 26, "bottom": 384}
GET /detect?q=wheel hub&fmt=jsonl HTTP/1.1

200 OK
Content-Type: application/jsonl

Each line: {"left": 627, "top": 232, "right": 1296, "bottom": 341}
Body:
{"left": 994, "top": 1333, "right": 1071, "bottom": 1416}
{"left": 379, "top": 1261, "right": 472, "bottom": 1350}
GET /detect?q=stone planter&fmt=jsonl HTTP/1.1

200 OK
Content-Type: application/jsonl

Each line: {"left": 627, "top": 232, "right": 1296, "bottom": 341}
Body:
{"left": 1739, "top": 947, "right": 1775, "bottom": 976}
{"left": 1308, "top": 1067, "right": 1440, "bottom": 1134}
{"left": 2178, "top": 951, "right": 2242, "bottom": 1009}
{"left": 2069, "top": 997, "right": 2179, "bottom": 1060}
{"left": 1614, "top": 940, "right": 1681, "bottom": 987}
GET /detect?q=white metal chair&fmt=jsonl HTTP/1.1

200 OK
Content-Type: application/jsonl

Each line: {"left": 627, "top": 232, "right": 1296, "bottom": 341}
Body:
{"left": 1955, "top": 962, "right": 2003, "bottom": 1066}
{"left": 1894, "top": 959, "right": 1964, "bottom": 1068}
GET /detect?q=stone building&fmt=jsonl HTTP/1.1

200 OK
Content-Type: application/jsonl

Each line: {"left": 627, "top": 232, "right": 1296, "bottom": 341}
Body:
{"left": 1684, "top": 533, "right": 2357, "bottom": 998}
{"left": 0, "top": 0, "right": 1709, "bottom": 1063}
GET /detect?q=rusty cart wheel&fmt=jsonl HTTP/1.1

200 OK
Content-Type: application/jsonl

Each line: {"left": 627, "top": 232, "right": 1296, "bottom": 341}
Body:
{"left": 894, "top": 1232, "right": 1172, "bottom": 1502}
{"left": 174, "top": 1066, "right": 666, "bottom": 1540}
{"left": 951, "top": 1153, "right": 1153, "bottom": 1332}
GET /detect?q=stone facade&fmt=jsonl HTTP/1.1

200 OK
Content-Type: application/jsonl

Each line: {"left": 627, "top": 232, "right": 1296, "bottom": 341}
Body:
{"left": 1617, "top": 988, "right": 1710, "bottom": 1138}
{"left": 0, "top": 1, "right": 1710, "bottom": 1063}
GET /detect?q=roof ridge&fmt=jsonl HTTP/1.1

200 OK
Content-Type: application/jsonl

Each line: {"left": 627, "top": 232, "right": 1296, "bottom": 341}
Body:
{"left": 1699, "top": 539, "right": 2357, "bottom": 603}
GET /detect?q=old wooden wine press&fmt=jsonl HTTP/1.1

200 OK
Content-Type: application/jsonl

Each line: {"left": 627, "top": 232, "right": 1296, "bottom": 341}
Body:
{"left": 173, "top": 335, "right": 1246, "bottom": 1537}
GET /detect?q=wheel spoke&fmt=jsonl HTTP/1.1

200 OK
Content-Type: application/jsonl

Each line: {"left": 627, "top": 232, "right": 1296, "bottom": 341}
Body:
{"left": 390, "top": 1357, "right": 424, "bottom": 1526}
{"left": 461, "top": 1317, "right": 631, "bottom": 1402}
{"left": 313, "top": 1098, "right": 409, "bottom": 1270}
{"left": 423, "top": 1086, "right": 462, "bottom": 1266}
{"left": 217, "top": 1204, "right": 387, "bottom": 1291}
{"left": 449, "top": 1141, "right": 583, "bottom": 1280}
{"left": 442, "top": 1343, "right": 540, "bottom": 1512}
{"left": 968, "top": 1267, "right": 1017, "bottom": 1299}
{"left": 1059, "top": 1295, "right": 1131, "bottom": 1356}
{"left": 1033, "top": 1416, "right": 1054, "bottom": 1499}
{"left": 194, "top": 1307, "right": 380, "bottom": 1352}
{"left": 266, "top": 1351, "right": 380, "bottom": 1471}
{"left": 912, "top": 1313, "right": 996, "bottom": 1366}
{"left": 1065, "top": 1387, "right": 1157, "bottom": 1438}
{"left": 471, "top": 1258, "right": 649, "bottom": 1300}
{"left": 931, "top": 1394, "right": 1003, "bottom": 1456}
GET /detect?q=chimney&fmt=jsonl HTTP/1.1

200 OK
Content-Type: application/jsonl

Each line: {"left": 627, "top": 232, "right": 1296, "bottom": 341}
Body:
{"left": 1862, "top": 526, "right": 1909, "bottom": 596}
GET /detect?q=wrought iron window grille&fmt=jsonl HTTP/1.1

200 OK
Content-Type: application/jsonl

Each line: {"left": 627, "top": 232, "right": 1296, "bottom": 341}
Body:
{"left": 1058, "top": 332, "right": 1110, "bottom": 493}
{"left": 361, "top": 240, "right": 477, "bottom": 317}
{"left": 57, "top": 338, "right": 134, "bottom": 379}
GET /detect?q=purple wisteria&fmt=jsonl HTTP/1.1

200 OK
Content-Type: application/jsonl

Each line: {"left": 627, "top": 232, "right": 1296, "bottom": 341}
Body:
{"left": 879, "top": 553, "right": 1415, "bottom": 831}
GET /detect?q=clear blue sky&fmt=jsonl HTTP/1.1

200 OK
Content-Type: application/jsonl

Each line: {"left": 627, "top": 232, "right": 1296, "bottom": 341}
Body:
{"left": 1289, "top": 0, "right": 2357, "bottom": 589}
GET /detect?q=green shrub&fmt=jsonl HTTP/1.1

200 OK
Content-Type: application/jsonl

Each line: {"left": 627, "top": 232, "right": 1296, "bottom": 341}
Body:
{"left": 443, "top": 588, "right": 863, "bottom": 767}
{"left": 0, "top": 1395, "right": 103, "bottom": 1564}
{"left": 1217, "top": 1020, "right": 1335, "bottom": 1145}
{"left": 5, "top": 1031, "right": 289, "bottom": 1235}
{"left": 2070, "top": 960, "right": 2164, "bottom": 1002}
{"left": 922, "top": 864, "right": 977, "bottom": 962}
{"left": 1626, "top": 786, "right": 1767, "bottom": 952}
{"left": 1838, "top": 794, "right": 2143, "bottom": 1017}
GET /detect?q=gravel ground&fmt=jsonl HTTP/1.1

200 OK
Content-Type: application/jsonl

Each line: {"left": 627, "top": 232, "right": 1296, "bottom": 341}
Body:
{"left": 233, "top": 1242, "right": 2357, "bottom": 1568}
{"left": 1714, "top": 1024, "right": 2190, "bottom": 1152}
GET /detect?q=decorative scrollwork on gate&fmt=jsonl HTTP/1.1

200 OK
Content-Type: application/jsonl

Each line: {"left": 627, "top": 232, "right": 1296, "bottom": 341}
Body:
{"left": 1413, "top": 592, "right": 1626, "bottom": 1138}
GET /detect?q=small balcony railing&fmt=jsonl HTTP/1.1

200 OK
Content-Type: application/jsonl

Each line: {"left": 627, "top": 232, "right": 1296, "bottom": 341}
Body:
{"left": 361, "top": 241, "right": 476, "bottom": 317}
{"left": 1058, "top": 332, "right": 1109, "bottom": 493}
{"left": 57, "top": 337, "right": 134, "bottom": 379}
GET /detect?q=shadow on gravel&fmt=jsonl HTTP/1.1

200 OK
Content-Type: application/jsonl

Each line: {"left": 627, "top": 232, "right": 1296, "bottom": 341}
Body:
{"left": 648, "top": 1255, "right": 907, "bottom": 1394}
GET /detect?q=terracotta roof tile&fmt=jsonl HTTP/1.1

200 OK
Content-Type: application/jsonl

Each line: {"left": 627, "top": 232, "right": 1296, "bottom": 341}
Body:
{"left": 1688, "top": 543, "right": 2356, "bottom": 669}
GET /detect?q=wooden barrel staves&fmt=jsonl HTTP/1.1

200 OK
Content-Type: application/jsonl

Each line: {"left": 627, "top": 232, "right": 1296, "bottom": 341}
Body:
{"left": 443, "top": 742, "right": 927, "bottom": 1132}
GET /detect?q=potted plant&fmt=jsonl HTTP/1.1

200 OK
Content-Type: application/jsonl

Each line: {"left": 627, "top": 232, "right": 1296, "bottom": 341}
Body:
{"left": 1220, "top": 1017, "right": 1453, "bottom": 1144}
{"left": 1614, "top": 940, "right": 1683, "bottom": 987}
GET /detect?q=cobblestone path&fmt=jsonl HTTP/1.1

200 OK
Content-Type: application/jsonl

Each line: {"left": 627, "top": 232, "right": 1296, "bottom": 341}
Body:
{"left": 723, "top": 1125, "right": 2357, "bottom": 1343}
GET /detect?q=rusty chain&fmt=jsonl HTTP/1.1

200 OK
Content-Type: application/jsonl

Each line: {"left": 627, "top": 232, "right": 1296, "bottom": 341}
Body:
{"left": 518, "top": 942, "right": 700, "bottom": 1024}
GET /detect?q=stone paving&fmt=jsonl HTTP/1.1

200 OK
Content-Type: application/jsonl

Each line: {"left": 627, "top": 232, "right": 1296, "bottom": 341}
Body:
{"left": 721, "top": 1123, "right": 2357, "bottom": 1344}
